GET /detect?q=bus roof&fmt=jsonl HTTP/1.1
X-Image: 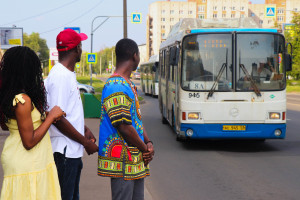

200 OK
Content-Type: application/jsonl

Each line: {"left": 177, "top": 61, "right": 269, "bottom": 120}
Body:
{"left": 160, "top": 18, "right": 261, "bottom": 49}
{"left": 191, "top": 28, "right": 278, "bottom": 33}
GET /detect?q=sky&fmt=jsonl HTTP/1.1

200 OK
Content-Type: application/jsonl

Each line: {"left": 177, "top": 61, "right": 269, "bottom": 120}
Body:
{"left": 0, "top": 0, "right": 264, "bottom": 52}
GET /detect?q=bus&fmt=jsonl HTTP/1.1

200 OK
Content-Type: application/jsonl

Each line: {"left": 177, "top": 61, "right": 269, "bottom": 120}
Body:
{"left": 140, "top": 55, "right": 160, "bottom": 97}
{"left": 159, "top": 18, "right": 292, "bottom": 141}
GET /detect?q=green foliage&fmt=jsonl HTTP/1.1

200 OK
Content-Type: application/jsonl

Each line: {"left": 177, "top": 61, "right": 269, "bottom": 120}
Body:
{"left": 79, "top": 46, "right": 116, "bottom": 76}
{"left": 23, "top": 32, "right": 49, "bottom": 67}
{"left": 285, "top": 12, "right": 300, "bottom": 80}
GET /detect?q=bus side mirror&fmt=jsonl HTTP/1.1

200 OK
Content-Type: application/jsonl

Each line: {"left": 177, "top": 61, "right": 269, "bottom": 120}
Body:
{"left": 284, "top": 53, "right": 292, "bottom": 72}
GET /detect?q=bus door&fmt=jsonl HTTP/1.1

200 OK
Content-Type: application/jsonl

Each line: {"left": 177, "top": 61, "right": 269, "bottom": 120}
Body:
{"left": 167, "top": 46, "right": 177, "bottom": 126}
{"left": 159, "top": 50, "right": 167, "bottom": 117}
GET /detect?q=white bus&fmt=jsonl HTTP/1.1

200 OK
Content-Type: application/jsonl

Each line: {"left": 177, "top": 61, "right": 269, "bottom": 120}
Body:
{"left": 159, "top": 19, "right": 292, "bottom": 141}
{"left": 140, "top": 55, "right": 159, "bottom": 97}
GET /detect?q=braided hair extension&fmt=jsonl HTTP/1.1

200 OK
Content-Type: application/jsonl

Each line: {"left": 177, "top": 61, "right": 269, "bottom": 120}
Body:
{"left": 0, "top": 46, "right": 48, "bottom": 128}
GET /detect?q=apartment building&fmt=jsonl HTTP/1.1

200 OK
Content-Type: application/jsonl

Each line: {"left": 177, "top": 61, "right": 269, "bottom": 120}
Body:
{"left": 189, "top": 0, "right": 249, "bottom": 19}
{"left": 249, "top": 0, "right": 300, "bottom": 28}
{"left": 146, "top": 1, "right": 196, "bottom": 59}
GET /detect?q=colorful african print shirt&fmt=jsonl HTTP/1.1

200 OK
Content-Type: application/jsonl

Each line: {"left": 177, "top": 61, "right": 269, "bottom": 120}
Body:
{"left": 98, "top": 74, "right": 149, "bottom": 180}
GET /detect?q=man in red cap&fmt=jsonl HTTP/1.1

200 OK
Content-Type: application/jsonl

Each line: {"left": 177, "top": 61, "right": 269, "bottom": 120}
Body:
{"left": 45, "top": 29, "right": 98, "bottom": 200}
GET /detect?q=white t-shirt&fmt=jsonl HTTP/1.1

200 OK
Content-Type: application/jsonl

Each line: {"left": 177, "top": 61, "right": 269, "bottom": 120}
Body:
{"left": 45, "top": 63, "right": 84, "bottom": 158}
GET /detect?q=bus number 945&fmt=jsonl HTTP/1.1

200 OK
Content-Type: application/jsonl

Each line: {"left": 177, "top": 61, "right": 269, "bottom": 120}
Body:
{"left": 189, "top": 93, "right": 200, "bottom": 98}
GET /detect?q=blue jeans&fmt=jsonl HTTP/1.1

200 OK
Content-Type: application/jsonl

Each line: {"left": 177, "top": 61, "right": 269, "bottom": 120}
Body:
{"left": 54, "top": 150, "right": 83, "bottom": 200}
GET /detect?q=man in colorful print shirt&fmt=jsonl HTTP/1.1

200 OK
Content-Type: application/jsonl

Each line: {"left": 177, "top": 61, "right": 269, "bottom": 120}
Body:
{"left": 98, "top": 38, "right": 154, "bottom": 200}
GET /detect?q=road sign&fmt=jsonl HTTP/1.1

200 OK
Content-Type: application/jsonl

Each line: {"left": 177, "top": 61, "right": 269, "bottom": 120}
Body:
{"left": 131, "top": 13, "right": 142, "bottom": 24}
{"left": 265, "top": 6, "right": 276, "bottom": 18}
{"left": 86, "top": 53, "right": 97, "bottom": 64}
{"left": 64, "top": 27, "right": 80, "bottom": 33}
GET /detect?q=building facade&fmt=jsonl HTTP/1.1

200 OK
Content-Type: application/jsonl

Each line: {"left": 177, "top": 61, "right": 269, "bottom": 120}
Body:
{"left": 146, "top": 1, "right": 196, "bottom": 59}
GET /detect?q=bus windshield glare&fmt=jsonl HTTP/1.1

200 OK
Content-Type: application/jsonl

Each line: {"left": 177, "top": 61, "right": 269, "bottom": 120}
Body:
{"left": 182, "top": 33, "right": 286, "bottom": 91}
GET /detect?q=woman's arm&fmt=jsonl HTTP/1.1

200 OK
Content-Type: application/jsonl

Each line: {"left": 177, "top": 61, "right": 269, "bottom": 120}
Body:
{"left": 15, "top": 94, "right": 65, "bottom": 150}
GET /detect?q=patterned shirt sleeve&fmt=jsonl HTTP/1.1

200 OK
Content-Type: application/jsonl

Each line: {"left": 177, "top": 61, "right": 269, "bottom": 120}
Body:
{"left": 103, "top": 92, "right": 133, "bottom": 127}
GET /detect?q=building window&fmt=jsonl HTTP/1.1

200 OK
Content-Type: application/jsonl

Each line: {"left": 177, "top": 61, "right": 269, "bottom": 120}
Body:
{"left": 170, "top": 18, "right": 174, "bottom": 22}
{"left": 294, "top": 8, "right": 298, "bottom": 12}
{"left": 268, "top": 20, "right": 272, "bottom": 24}
{"left": 278, "top": 8, "right": 284, "bottom": 14}
{"left": 213, "top": 6, "right": 217, "bottom": 11}
{"left": 222, "top": 13, "right": 226, "bottom": 18}
{"left": 161, "top": 10, "right": 165, "bottom": 14}
{"left": 161, "top": 25, "right": 165, "bottom": 29}
{"left": 161, "top": 33, "right": 166, "bottom": 38}
{"left": 259, "top": 20, "right": 263, "bottom": 24}
{"left": 222, "top": 6, "right": 226, "bottom": 11}
{"left": 170, "top": 10, "right": 174, "bottom": 14}
{"left": 202, "top": 0, "right": 206, "bottom": 3}
{"left": 179, "top": 10, "right": 184, "bottom": 14}
{"left": 277, "top": 16, "right": 284, "bottom": 21}
{"left": 213, "top": 14, "right": 217, "bottom": 18}
{"left": 251, "top": 12, "right": 255, "bottom": 17}
{"left": 240, "top": 6, "right": 245, "bottom": 11}
{"left": 241, "top": 14, "right": 245, "bottom": 18}
{"left": 231, "top": 14, "right": 235, "bottom": 18}
{"left": 231, "top": 6, "right": 235, "bottom": 11}
{"left": 161, "top": 18, "right": 165, "bottom": 22}
{"left": 189, "top": 10, "right": 193, "bottom": 15}
{"left": 198, "top": 6, "right": 205, "bottom": 12}
{"left": 198, "top": 14, "right": 205, "bottom": 19}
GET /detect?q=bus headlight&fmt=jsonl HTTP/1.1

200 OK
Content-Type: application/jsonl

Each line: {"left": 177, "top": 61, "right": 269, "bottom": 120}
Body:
{"left": 274, "top": 129, "right": 282, "bottom": 137}
{"left": 186, "top": 129, "right": 194, "bottom": 137}
{"left": 188, "top": 112, "right": 200, "bottom": 120}
{"left": 269, "top": 112, "right": 280, "bottom": 119}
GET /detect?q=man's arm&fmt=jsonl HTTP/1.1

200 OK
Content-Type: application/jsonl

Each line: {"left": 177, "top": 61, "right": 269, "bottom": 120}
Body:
{"left": 117, "top": 124, "right": 147, "bottom": 153}
{"left": 142, "top": 127, "right": 154, "bottom": 165}
{"left": 54, "top": 117, "right": 98, "bottom": 155}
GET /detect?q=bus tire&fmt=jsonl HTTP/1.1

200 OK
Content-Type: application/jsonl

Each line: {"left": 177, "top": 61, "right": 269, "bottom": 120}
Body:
{"left": 162, "top": 115, "right": 168, "bottom": 124}
{"left": 176, "top": 135, "right": 186, "bottom": 142}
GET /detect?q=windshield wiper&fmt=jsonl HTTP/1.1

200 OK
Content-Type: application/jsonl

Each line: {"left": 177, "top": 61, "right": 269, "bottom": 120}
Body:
{"left": 207, "top": 63, "right": 226, "bottom": 99}
{"left": 239, "top": 64, "right": 261, "bottom": 97}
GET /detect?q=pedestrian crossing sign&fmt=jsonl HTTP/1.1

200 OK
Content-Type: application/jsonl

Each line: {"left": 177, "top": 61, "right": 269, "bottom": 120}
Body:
{"left": 131, "top": 13, "right": 142, "bottom": 24}
{"left": 265, "top": 6, "right": 276, "bottom": 18}
{"left": 86, "top": 53, "right": 97, "bottom": 64}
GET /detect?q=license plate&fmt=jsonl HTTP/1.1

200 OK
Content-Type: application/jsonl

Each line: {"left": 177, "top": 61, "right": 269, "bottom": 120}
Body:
{"left": 223, "top": 125, "right": 246, "bottom": 131}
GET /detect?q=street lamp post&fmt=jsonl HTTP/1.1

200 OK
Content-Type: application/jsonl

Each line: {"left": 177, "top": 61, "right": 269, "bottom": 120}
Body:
{"left": 90, "top": 15, "right": 131, "bottom": 85}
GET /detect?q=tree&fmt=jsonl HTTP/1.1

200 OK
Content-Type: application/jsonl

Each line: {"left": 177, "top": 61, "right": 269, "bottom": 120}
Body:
{"left": 285, "top": 12, "right": 300, "bottom": 79}
{"left": 23, "top": 32, "right": 49, "bottom": 67}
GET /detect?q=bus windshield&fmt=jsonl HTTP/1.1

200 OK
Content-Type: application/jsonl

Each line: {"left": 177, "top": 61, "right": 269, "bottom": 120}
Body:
{"left": 182, "top": 34, "right": 233, "bottom": 91}
{"left": 182, "top": 33, "right": 286, "bottom": 91}
{"left": 236, "top": 33, "right": 286, "bottom": 91}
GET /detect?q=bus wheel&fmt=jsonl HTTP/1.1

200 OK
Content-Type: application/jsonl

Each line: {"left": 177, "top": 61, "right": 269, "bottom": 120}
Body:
{"left": 162, "top": 115, "right": 168, "bottom": 124}
{"left": 176, "top": 134, "right": 186, "bottom": 142}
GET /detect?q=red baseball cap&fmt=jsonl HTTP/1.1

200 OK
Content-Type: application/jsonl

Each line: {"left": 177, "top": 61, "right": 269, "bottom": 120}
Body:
{"left": 56, "top": 29, "right": 88, "bottom": 51}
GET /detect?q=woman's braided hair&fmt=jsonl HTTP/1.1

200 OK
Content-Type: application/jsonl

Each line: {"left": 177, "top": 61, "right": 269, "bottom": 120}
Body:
{"left": 0, "top": 46, "right": 48, "bottom": 129}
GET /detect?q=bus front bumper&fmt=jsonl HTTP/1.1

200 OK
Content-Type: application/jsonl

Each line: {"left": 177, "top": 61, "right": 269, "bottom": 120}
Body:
{"left": 179, "top": 123, "right": 286, "bottom": 139}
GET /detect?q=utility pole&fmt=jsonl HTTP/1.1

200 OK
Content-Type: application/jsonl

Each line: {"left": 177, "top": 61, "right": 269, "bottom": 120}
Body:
{"left": 123, "top": 0, "right": 127, "bottom": 38}
{"left": 112, "top": 50, "right": 114, "bottom": 72}
{"left": 100, "top": 56, "right": 102, "bottom": 76}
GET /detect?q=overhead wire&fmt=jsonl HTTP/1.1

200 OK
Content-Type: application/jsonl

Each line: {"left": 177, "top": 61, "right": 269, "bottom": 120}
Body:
{"left": 0, "top": 0, "right": 79, "bottom": 26}
{"left": 40, "top": 0, "right": 105, "bottom": 35}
